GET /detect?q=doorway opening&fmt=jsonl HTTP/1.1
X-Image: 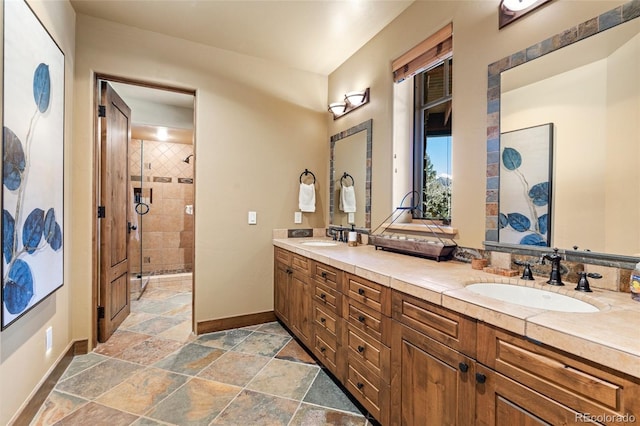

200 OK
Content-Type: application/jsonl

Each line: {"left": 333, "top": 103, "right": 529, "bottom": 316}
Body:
{"left": 93, "top": 75, "right": 196, "bottom": 345}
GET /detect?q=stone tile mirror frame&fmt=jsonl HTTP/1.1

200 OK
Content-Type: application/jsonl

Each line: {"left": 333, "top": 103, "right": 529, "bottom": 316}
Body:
{"left": 485, "top": 0, "right": 640, "bottom": 268}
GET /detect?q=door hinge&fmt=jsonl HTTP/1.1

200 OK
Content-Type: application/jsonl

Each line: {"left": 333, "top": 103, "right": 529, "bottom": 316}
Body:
{"left": 97, "top": 206, "right": 106, "bottom": 218}
{"left": 97, "top": 306, "right": 105, "bottom": 319}
{"left": 98, "top": 105, "right": 106, "bottom": 117}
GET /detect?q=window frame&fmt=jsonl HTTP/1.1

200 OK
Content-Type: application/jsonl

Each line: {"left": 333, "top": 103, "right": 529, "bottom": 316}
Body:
{"left": 412, "top": 58, "right": 453, "bottom": 222}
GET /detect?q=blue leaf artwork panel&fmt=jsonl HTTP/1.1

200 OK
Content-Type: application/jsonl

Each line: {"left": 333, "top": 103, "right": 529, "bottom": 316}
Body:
{"left": 499, "top": 123, "right": 553, "bottom": 247}
{"left": 2, "top": 0, "right": 65, "bottom": 329}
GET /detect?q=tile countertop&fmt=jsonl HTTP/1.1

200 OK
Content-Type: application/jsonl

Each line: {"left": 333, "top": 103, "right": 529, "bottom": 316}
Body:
{"left": 273, "top": 237, "right": 640, "bottom": 379}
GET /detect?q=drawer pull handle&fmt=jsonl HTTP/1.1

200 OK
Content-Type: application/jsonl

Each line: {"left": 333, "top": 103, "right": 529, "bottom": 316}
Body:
{"left": 286, "top": 268, "right": 293, "bottom": 275}
{"left": 356, "top": 382, "right": 364, "bottom": 390}
{"left": 358, "top": 315, "right": 365, "bottom": 323}
{"left": 320, "top": 293, "right": 326, "bottom": 300}
{"left": 320, "top": 347, "right": 326, "bottom": 353}
{"left": 475, "top": 373, "right": 486, "bottom": 384}
{"left": 358, "top": 288, "right": 365, "bottom": 296}
{"left": 458, "top": 362, "right": 469, "bottom": 373}
{"left": 357, "top": 345, "right": 365, "bottom": 353}
{"left": 321, "top": 272, "right": 327, "bottom": 278}
{"left": 320, "top": 317, "right": 326, "bottom": 323}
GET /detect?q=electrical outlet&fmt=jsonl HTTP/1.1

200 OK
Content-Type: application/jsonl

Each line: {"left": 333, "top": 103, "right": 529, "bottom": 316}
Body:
{"left": 348, "top": 212, "right": 355, "bottom": 224}
{"left": 294, "top": 211, "right": 302, "bottom": 224}
{"left": 248, "top": 211, "right": 257, "bottom": 225}
{"left": 45, "top": 326, "right": 53, "bottom": 352}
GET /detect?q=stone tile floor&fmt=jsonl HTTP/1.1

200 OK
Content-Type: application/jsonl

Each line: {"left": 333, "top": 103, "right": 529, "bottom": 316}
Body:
{"left": 30, "top": 276, "right": 374, "bottom": 425}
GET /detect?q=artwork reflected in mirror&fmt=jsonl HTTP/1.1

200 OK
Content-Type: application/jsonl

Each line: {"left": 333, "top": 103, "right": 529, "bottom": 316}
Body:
{"left": 499, "top": 124, "right": 553, "bottom": 247}
{"left": 330, "top": 119, "right": 372, "bottom": 230}
{"left": 487, "top": 2, "right": 640, "bottom": 258}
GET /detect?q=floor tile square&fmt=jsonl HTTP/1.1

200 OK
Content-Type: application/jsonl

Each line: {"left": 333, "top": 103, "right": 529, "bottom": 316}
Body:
{"left": 211, "top": 389, "right": 298, "bottom": 425}
{"left": 256, "top": 321, "right": 290, "bottom": 336}
{"left": 247, "top": 358, "right": 318, "bottom": 400}
{"left": 127, "top": 316, "right": 185, "bottom": 335}
{"left": 93, "top": 330, "right": 150, "bottom": 357}
{"left": 289, "top": 403, "right": 367, "bottom": 426}
{"left": 145, "top": 377, "right": 241, "bottom": 425}
{"left": 231, "top": 331, "right": 291, "bottom": 357}
{"left": 303, "top": 369, "right": 362, "bottom": 414}
{"left": 59, "top": 353, "right": 109, "bottom": 381}
{"left": 29, "top": 390, "right": 87, "bottom": 426}
{"left": 47, "top": 402, "right": 138, "bottom": 425}
{"left": 96, "top": 367, "right": 188, "bottom": 415}
{"left": 276, "top": 339, "right": 316, "bottom": 365}
{"left": 153, "top": 343, "right": 224, "bottom": 375}
{"left": 195, "top": 328, "right": 253, "bottom": 350}
{"left": 55, "top": 358, "right": 142, "bottom": 399}
{"left": 113, "top": 337, "right": 183, "bottom": 365}
{"left": 198, "top": 351, "right": 270, "bottom": 387}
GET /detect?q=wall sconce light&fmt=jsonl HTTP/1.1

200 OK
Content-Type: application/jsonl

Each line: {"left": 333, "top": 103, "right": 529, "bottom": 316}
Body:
{"left": 328, "top": 88, "right": 370, "bottom": 120}
{"left": 499, "top": 0, "right": 553, "bottom": 29}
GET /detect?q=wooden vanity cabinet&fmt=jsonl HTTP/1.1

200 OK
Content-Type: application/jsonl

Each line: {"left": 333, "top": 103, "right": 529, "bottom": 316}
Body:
{"left": 476, "top": 324, "right": 640, "bottom": 425}
{"left": 342, "top": 272, "right": 392, "bottom": 425}
{"left": 310, "top": 260, "right": 344, "bottom": 379}
{"left": 391, "top": 290, "right": 477, "bottom": 426}
{"left": 275, "top": 248, "right": 640, "bottom": 426}
{"left": 274, "top": 247, "right": 313, "bottom": 347}
{"left": 273, "top": 247, "right": 292, "bottom": 326}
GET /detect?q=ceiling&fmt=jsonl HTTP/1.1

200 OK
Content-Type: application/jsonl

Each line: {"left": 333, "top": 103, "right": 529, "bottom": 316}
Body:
{"left": 70, "top": 0, "right": 414, "bottom": 76}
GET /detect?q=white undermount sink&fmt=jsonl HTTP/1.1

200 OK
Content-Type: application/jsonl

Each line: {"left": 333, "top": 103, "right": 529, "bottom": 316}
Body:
{"left": 465, "top": 283, "right": 599, "bottom": 313}
{"left": 301, "top": 240, "right": 338, "bottom": 247}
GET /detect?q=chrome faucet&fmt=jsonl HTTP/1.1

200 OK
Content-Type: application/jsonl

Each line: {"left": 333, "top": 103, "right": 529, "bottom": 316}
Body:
{"left": 540, "top": 248, "right": 564, "bottom": 286}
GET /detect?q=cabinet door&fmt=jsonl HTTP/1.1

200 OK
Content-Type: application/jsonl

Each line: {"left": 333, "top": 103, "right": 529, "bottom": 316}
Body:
{"left": 476, "top": 368, "right": 589, "bottom": 426}
{"left": 274, "top": 260, "right": 291, "bottom": 326}
{"left": 290, "top": 270, "right": 312, "bottom": 346}
{"left": 391, "top": 322, "right": 475, "bottom": 426}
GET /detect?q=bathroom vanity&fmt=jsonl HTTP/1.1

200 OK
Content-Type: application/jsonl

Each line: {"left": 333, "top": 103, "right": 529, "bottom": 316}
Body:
{"left": 273, "top": 237, "right": 639, "bottom": 425}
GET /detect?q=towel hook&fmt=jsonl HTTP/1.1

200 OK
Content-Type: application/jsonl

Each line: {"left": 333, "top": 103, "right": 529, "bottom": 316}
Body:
{"left": 341, "top": 172, "right": 355, "bottom": 187}
{"left": 299, "top": 168, "right": 316, "bottom": 184}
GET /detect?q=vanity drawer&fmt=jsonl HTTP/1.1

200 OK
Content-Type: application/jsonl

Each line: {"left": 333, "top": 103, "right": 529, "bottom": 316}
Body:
{"left": 345, "top": 273, "right": 391, "bottom": 316}
{"left": 311, "top": 261, "right": 341, "bottom": 291}
{"left": 291, "top": 253, "right": 310, "bottom": 273}
{"left": 274, "top": 247, "right": 291, "bottom": 265}
{"left": 345, "top": 356, "right": 390, "bottom": 426}
{"left": 392, "top": 290, "right": 476, "bottom": 358}
{"left": 477, "top": 324, "right": 640, "bottom": 419}
{"left": 312, "top": 302, "right": 341, "bottom": 339}
{"left": 313, "top": 328, "right": 340, "bottom": 376}
{"left": 345, "top": 324, "right": 390, "bottom": 382}
{"left": 312, "top": 280, "right": 341, "bottom": 313}
{"left": 343, "top": 297, "right": 391, "bottom": 346}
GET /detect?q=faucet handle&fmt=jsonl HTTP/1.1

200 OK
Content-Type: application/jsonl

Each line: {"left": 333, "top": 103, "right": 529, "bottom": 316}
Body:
{"left": 575, "top": 272, "right": 601, "bottom": 292}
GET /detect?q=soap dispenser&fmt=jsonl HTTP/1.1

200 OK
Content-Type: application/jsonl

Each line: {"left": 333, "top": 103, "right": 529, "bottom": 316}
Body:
{"left": 348, "top": 225, "right": 358, "bottom": 247}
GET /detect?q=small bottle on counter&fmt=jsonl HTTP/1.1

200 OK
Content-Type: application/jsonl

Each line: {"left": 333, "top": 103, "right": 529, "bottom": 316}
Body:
{"left": 348, "top": 225, "right": 358, "bottom": 247}
{"left": 631, "top": 262, "right": 640, "bottom": 302}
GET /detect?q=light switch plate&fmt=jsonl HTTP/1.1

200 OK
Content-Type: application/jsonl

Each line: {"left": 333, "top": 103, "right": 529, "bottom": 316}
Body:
{"left": 248, "top": 211, "right": 257, "bottom": 225}
{"left": 348, "top": 212, "right": 355, "bottom": 224}
{"left": 294, "top": 211, "right": 302, "bottom": 224}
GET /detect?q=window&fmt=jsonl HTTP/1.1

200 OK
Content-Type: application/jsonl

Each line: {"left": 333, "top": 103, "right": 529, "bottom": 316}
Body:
{"left": 413, "top": 58, "right": 452, "bottom": 222}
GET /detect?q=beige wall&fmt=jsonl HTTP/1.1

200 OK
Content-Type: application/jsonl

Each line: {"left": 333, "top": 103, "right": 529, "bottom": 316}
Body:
{"left": 0, "top": 1, "right": 76, "bottom": 424}
{"left": 328, "top": 0, "right": 626, "bottom": 248}
{"left": 73, "top": 15, "right": 329, "bottom": 340}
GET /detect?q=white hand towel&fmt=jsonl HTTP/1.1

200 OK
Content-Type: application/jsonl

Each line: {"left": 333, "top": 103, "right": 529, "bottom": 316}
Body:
{"left": 340, "top": 185, "right": 356, "bottom": 213}
{"left": 299, "top": 183, "right": 316, "bottom": 212}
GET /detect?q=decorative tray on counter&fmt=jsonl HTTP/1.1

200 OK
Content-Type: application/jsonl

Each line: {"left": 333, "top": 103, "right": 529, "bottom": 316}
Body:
{"left": 369, "top": 197, "right": 457, "bottom": 262}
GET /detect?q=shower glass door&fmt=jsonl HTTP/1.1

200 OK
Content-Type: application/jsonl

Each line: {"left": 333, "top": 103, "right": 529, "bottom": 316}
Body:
{"left": 130, "top": 139, "right": 152, "bottom": 298}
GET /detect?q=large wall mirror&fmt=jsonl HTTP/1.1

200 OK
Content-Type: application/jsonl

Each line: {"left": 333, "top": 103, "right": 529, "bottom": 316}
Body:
{"left": 486, "top": 2, "right": 640, "bottom": 264}
{"left": 330, "top": 119, "right": 372, "bottom": 230}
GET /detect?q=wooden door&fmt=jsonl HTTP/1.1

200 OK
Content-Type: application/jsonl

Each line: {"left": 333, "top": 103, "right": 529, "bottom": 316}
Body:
{"left": 290, "top": 270, "right": 311, "bottom": 346}
{"left": 475, "top": 369, "right": 580, "bottom": 426}
{"left": 391, "top": 322, "right": 475, "bottom": 426}
{"left": 98, "top": 82, "right": 131, "bottom": 342}
{"left": 274, "top": 260, "right": 291, "bottom": 325}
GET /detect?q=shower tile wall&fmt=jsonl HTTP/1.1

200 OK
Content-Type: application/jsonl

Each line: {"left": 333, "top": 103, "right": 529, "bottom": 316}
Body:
{"left": 129, "top": 139, "right": 194, "bottom": 276}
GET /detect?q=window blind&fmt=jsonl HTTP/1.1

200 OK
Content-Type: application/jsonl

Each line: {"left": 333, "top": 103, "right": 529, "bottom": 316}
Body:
{"left": 392, "top": 23, "right": 453, "bottom": 83}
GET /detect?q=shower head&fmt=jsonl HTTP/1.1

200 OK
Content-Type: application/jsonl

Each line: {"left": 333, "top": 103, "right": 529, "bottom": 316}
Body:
{"left": 183, "top": 154, "right": 194, "bottom": 164}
